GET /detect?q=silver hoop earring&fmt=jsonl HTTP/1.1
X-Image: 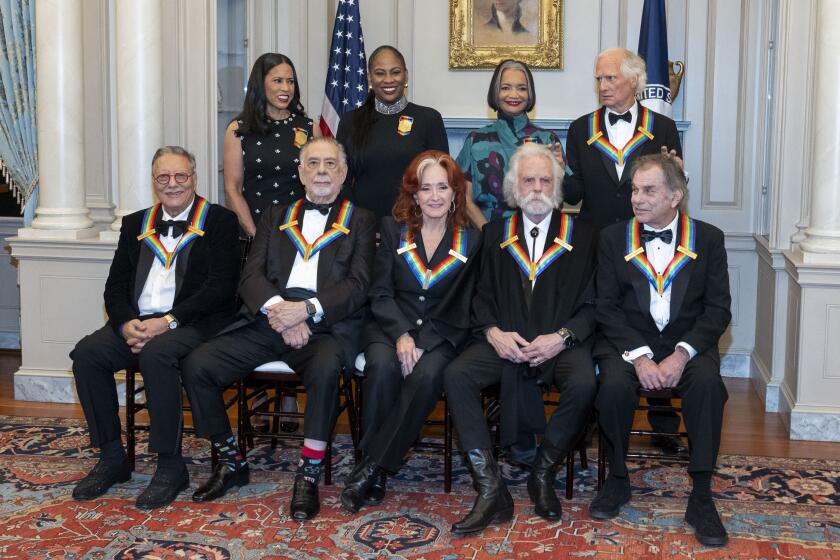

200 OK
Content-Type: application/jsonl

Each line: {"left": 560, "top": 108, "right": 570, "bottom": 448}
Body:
{"left": 450, "top": 201, "right": 456, "bottom": 214}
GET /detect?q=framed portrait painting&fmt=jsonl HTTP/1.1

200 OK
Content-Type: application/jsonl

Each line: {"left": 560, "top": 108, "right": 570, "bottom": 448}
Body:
{"left": 449, "top": 0, "right": 564, "bottom": 69}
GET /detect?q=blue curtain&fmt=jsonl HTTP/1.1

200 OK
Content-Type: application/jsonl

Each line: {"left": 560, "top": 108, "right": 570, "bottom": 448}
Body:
{"left": 0, "top": 0, "right": 36, "bottom": 223}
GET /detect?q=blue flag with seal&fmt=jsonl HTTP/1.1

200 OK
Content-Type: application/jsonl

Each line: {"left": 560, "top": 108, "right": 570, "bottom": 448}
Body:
{"left": 637, "top": 0, "right": 672, "bottom": 117}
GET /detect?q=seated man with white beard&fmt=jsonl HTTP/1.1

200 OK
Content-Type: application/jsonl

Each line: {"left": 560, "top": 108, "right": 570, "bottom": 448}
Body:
{"left": 443, "top": 143, "right": 598, "bottom": 534}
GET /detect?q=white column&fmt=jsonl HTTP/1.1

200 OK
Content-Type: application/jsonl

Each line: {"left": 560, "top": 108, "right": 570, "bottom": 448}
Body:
{"left": 22, "top": 0, "right": 95, "bottom": 238}
{"left": 800, "top": 0, "right": 840, "bottom": 261}
{"left": 103, "top": 0, "right": 164, "bottom": 238}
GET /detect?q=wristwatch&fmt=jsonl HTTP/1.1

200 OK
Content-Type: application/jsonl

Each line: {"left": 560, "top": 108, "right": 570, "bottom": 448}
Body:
{"left": 556, "top": 327, "right": 577, "bottom": 350}
{"left": 163, "top": 313, "right": 179, "bottom": 330}
{"left": 304, "top": 299, "right": 317, "bottom": 317}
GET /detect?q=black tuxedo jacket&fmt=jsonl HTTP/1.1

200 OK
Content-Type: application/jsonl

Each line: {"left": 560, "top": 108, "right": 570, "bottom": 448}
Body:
{"left": 564, "top": 104, "right": 682, "bottom": 231}
{"left": 595, "top": 217, "right": 731, "bottom": 362}
{"left": 366, "top": 217, "right": 481, "bottom": 352}
{"left": 103, "top": 203, "right": 240, "bottom": 338}
{"left": 239, "top": 198, "right": 376, "bottom": 367}
{"left": 471, "top": 210, "right": 598, "bottom": 445}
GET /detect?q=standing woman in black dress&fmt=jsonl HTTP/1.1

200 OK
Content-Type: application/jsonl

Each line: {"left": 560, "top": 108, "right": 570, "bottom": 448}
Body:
{"left": 340, "top": 150, "right": 480, "bottom": 512}
{"left": 223, "top": 53, "right": 317, "bottom": 426}
{"left": 224, "top": 52, "right": 319, "bottom": 237}
{"left": 337, "top": 45, "right": 449, "bottom": 219}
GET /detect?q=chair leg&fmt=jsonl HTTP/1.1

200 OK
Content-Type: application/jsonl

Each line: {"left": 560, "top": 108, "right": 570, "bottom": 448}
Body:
{"left": 237, "top": 379, "right": 248, "bottom": 455}
{"left": 342, "top": 375, "right": 359, "bottom": 450}
{"left": 444, "top": 395, "right": 452, "bottom": 494}
{"left": 564, "top": 449, "right": 574, "bottom": 499}
{"left": 325, "top": 440, "right": 332, "bottom": 485}
{"left": 597, "top": 430, "right": 606, "bottom": 490}
{"left": 125, "top": 368, "right": 136, "bottom": 472}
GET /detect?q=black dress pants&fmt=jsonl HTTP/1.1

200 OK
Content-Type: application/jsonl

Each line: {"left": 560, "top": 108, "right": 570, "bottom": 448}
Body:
{"left": 182, "top": 317, "right": 343, "bottom": 443}
{"left": 359, "top": 341, "right": 455, "bottom": 472}
{"left": 71, "top": 323, "right": 206, "bottom": 454}
{"left": 595, "top": 350, "right": 728, "bottom": 477}
{"left": 443, "top": 340, "right": 596, "bottom": 453}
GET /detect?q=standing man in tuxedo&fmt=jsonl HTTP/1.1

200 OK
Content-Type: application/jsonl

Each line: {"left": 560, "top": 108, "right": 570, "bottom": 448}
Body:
{"left": 565, "top": 47, "right": 685, "bottom": 450}
{"left": 590, "top": 153, "right": 731, "bottom": 547}
{"left": 70, "top": 146, "right": 240, "bottom": 510}
{"left": 443, "top": 143, "right": 598, "bottom": 534}
{"left": 182, "top": 137, "right": 375, "bottom": 521}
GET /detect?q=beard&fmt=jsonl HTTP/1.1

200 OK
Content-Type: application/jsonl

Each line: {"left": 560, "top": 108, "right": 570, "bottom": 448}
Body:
{"left": 519, "top": 192, "right": 554, "bottom": 216}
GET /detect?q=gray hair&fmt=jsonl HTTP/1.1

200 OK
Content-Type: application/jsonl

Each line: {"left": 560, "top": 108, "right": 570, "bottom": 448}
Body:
{"left": 151, "top": 145, "right": 197, "bottom": 174}
{"left": 597, "top": 48, "right": 647, "bottom": 96}
{"left": 299, "top": 136, "right": 348, "bottom": 168}
{"left": 502, "top": 143, "right": 563, "bottom": 209}
{"left": 629, "top": 153, "right": 689, "bottom": 214}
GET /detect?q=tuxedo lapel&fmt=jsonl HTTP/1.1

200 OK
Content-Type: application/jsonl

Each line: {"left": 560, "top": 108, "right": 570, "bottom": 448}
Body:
{"left": 275, "top": 209, "right": 299, "bottom": 292}
{"left": 172, "top": 201, "right": 202, "bottom": 301}
{"left": 514, "top": 211, "right": 532, "bottom": 305}
{"left": 669, "top": 218, "right": 694, "bottom": 320}
{"left": 596, "top": 108, "right": 622, "bottom": 185}
{"left": 316, "top": 203, "right": 342, "bottom": 288}
{"left": 134, "top": 242, "right": 155, "bottom": 305}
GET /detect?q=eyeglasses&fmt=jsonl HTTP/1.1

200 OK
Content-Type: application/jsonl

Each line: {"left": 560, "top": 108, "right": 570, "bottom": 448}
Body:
{"left": 304, "top": 159, "right": 338, "bottom": 170}
{"left": 153, "top": 173, "right": 193, "bottom": 185}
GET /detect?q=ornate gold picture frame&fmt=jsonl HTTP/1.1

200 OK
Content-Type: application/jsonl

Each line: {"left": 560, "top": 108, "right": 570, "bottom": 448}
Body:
{"left": 449, "top": 0, "right": 564, "bottom": 69}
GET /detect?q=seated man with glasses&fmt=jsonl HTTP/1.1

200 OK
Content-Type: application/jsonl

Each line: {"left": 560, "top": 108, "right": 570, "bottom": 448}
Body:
{"left": 70, "top": 145, "right": 240, "bottom": 510}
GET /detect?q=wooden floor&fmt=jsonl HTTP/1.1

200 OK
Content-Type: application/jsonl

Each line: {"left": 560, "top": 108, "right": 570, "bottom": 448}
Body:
{"left": 1, "top": 350, "right": 838, "bottom": 461}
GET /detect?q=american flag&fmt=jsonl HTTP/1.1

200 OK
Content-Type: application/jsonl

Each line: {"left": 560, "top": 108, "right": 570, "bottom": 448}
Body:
{"left": 319, "top": 0, "right": 368, "bottom": 137}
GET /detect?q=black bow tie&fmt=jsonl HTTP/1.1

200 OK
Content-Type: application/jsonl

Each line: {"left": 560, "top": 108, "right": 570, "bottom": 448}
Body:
{"left": 155, "top": 219, "right": 189, "bottom": 237}
{"left": 640, "top": 228, "right": 673, "bottom": 245}
{"left": 608, "top": 111, "right": 632, "bottom": 125}
{"left": 302, "top": 200, "right": 332, "bottom": 215}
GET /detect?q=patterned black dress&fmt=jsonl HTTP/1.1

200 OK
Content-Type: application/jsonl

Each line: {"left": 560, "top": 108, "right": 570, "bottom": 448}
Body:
{"left": 238, "top": 113, "right": 315, "bottom": 225}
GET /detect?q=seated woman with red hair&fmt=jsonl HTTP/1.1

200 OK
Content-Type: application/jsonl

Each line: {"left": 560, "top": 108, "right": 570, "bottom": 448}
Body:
{"left": 340, "top": 150, "right": 481, "bottom": 512}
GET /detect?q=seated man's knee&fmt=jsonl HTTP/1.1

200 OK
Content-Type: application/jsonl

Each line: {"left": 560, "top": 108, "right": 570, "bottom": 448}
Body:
{"left": 181, "top": 344, "right": 217, "bottom": 387}
{"left": 71, "top": 331, "right": 111, "bottom": 367}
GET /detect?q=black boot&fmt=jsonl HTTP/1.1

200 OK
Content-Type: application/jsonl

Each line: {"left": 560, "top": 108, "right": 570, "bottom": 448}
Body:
{"left": 527, "top": 442, "right": 563, "bottom": 520}
{"left": 340, "top": 458, "right": 383, "bottom": 513}
{"left": 365, "top": 471, "right": 387, "bottom": 505}
{"left": 451, "top": 449, "right": 514, "bottom": 534}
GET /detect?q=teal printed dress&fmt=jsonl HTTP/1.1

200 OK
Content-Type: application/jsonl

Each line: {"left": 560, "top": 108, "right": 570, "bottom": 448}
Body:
{"left": 456, "top": 113, "right": 561, "bottom": 222}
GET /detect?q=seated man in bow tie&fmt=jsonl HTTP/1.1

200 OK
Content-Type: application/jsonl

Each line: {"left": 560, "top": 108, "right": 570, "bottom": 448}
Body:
{"left": 70, "top": 146, "right": 240, "bottom": 510}
{"left": 181, "top": 136, "right": 375, "bottom": 520}
{"left": 443, "top": 143, "right": 599, "bottom": 534}
{"left": 590, "top": 154, "right": 731, "bottom": 547}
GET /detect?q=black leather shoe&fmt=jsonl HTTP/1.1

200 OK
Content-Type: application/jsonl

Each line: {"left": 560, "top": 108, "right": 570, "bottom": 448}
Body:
{"left": 588, "top": 475, "right": 631, "bottom": 520}
{"left": 364, "top": 471, "right": 387, "bottom": 505}
{"left": 451, "top": 449, "right": 514, "bottom": 534}
{"left": 290, "top": 477, "right": 320, "bottom": 520}
{"left": 651, "top": 434, "right": 688, "bottom": 455}
{"left": 72, "top": 457, "right": 131, "bottom": 501}
{"left": 685, "top": 494, "right": 728, "bottom": 546}
{"left": 527, "top": 444, "right": 563, "bottom": 521}
{"left": 340, "top": 459, "right": 383, "bottom": 513}
{"left": 192, "top": 463, "right": 250, "bottom": 502}
{"left": 136, "top": 465, "right": 189, "bottom": 510}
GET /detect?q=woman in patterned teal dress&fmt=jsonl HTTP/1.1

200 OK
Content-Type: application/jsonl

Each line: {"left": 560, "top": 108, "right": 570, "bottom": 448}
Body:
{"left": 458, "top": 59, "right": 567, "bottom": 227}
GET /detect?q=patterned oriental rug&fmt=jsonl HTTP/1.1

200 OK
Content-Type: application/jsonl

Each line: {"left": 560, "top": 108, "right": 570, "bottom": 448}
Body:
{"left": 0, "top": 416, "right": 838, "bottom": 559}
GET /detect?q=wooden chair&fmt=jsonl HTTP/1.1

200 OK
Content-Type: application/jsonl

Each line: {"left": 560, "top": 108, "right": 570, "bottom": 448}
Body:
{"left": 354, "top": 355, "right": 587, "bottom": 497}
{"left": 597, "top": 387, "right": 690, "bottom": 489}
{"left": 236, "top": 360, "right": 358, "bottom": 485}
{"left": 353, "top": 353, "right": 455, "bottom": 492}
{"left": 123, "top": 367, "right": 236, "bottom": 470}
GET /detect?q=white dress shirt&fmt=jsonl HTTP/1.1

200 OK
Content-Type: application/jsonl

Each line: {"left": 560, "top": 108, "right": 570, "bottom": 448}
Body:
{"left": 522, "top": 212, "right": 551, "bottom": 287}
{"left": 623, "top": 212, "right": 697, "bottom": 363}
{"left": 137, "top": 199, "right": 194, "bottom": 316}
{"left": 261, "top": 201, "right": 328, "bottom": 321}
{"left": 605, "top": 102, "right": 638, "bottom": 180}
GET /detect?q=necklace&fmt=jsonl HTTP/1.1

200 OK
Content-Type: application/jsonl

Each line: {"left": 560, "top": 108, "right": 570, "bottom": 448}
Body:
{"left": 374, "top": 96, "right": 408, "bottom": 115}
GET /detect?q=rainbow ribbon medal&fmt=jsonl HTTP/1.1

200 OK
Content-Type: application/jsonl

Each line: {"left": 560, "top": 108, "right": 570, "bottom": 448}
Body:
{"left": 136, "top": 196, "right": 209, "bottom": 269}
{"left": 587, "top": 106, "right": 655, "bottom": 166}
{"left": 499, "top": 213, "right": 574, "bottom": 282}
{"left": 624, "top": 214, "right": 697, "bottom": 295}
{"left": 397, "top": 226, "right": 468, "bottom": 290}
{"left": 279, "top": 199, "right": 354, "bottom": 261}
